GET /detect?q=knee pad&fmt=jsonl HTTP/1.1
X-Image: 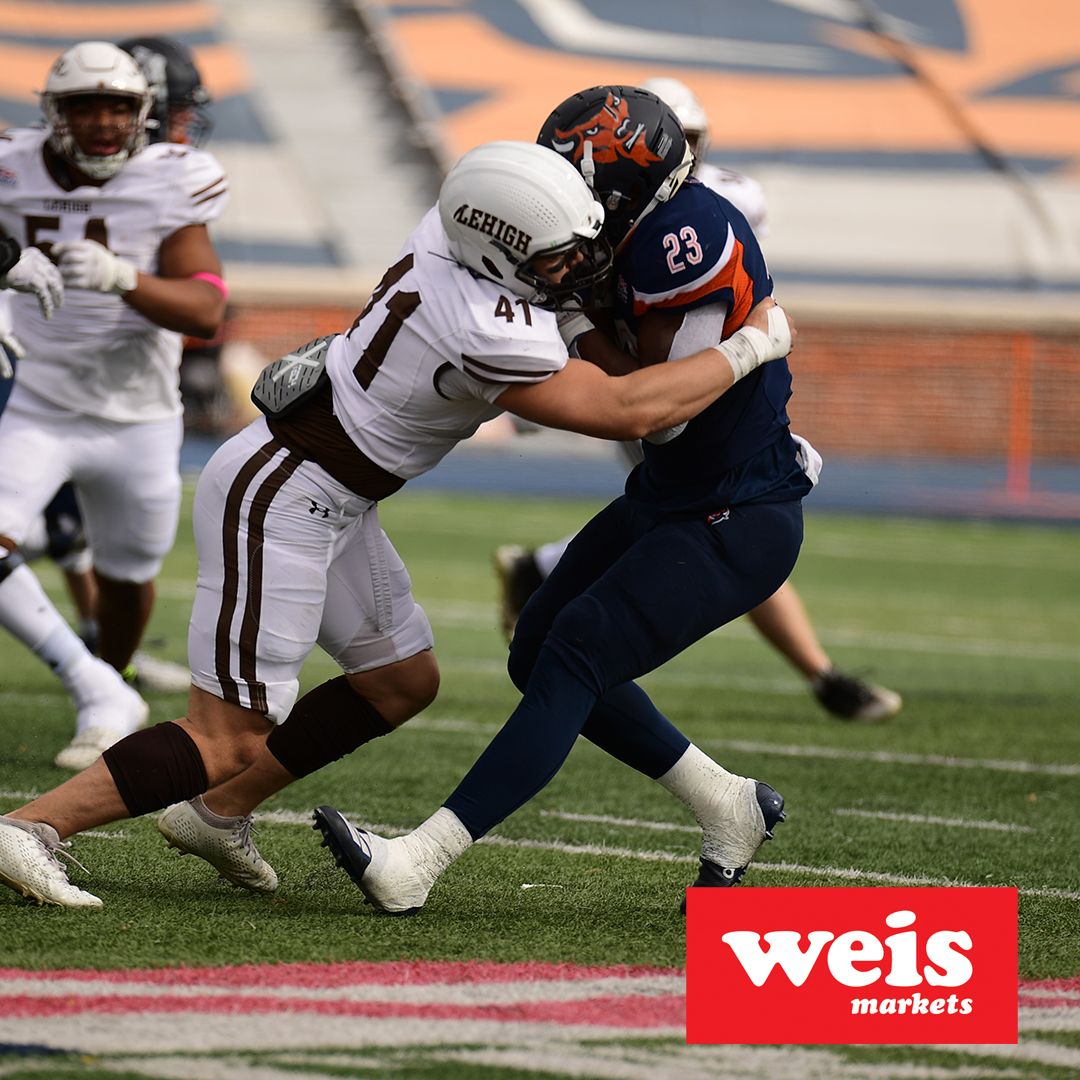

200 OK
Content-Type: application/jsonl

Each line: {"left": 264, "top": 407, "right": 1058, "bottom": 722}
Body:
{"left": 266, "top": 675, "right": 393, "bottom": 779}
{"left": 103, "top": 721, "right": 209, "bottom": 818}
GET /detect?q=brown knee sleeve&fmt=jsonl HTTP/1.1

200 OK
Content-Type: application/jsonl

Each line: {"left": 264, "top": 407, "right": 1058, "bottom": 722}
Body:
{"left": 266, "top": 675, "right": 393, "bottom": 778}
{"left": 103, "top": 721, "right": 209, "bottom": 817}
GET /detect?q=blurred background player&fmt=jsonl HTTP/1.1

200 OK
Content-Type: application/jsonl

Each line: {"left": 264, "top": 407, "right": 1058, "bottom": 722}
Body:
{"left": 495, "top": 76, "right": 901, "bottom": 725}
{"left": 7, "top": 37, "right": 224, "bottom": 698}
{"left": 0, "top": 40, "right": 229, "bottom": 769}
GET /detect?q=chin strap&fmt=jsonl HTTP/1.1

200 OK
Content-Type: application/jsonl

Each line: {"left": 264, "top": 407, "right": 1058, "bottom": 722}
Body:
{"left": 581, "top": 139, "right": 596, "bottom": 190}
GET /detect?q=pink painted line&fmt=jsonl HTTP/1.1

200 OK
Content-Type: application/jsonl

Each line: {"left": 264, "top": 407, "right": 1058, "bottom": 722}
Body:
{"left": 1019, "top": 977, "right": 1080, "bottom": 992}
{"left": 0, "top": 991, "right": 685, "bottom": 1029}
{"left": 1020, "top": 996, "right": 1080, "bottom": 1009}
{"left": 0, "top": 960, "right": 678, "bottom": 989}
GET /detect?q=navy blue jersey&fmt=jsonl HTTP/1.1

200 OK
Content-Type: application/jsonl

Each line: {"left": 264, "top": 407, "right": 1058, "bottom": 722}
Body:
{"left": 614, "top": 178, "right": 811, "bottom": 513}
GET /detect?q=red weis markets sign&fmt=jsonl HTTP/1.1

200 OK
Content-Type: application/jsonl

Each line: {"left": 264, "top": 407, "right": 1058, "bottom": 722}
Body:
{"left": 686, "top": 887, "right": 1018, "bottom": 1045}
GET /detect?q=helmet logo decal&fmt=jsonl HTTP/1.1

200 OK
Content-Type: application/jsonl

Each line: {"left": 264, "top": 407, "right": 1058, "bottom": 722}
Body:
{"left": 550, "top": 91, "right": 663, "bottom": 168}
{"left": 452, "top": 202, "right": 532, "bottom": 256}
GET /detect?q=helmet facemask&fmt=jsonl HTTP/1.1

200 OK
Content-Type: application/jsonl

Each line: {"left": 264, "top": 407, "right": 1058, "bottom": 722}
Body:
{"left": 41, "top": 42, "right": 151, "bottom": 180}
{"left": 515, "top": 233, "right": 613, "bottom": 311}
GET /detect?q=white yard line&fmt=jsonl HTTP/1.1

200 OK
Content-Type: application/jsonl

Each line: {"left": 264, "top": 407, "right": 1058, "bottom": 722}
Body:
{"left": 2, "top": 802, "right": 1075, "bottom": 903}
{"left": 833, "top": 808, "right": 1035, "bottom": 833}
{"left": 708, "top": 739, "right": 1080, "bottom": 777}
{"left": 543, "top": 807, "right": 1036, "bottom": 835}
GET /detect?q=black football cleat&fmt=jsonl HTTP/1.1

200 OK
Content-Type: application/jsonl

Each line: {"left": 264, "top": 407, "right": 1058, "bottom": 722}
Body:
{"left": 313, "top": 806, "right": 424, "bottom": 916}
{"left": 680, "top": 781, "right": 786, "bottom": 914}
{"left": 313, "top": 805, "right": 372, "bottom": 891}
{"left": 812, "top": 668, "right": 902, "bottom": 722}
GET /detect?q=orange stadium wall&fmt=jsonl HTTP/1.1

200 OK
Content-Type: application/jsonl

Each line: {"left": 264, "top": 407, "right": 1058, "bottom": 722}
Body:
{"left": 224, "top": 303, "right": 1080, "bottom": 469}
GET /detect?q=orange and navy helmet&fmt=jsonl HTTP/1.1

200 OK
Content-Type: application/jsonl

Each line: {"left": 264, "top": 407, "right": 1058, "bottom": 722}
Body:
{"left": 538, "top": 86, "right": 692, "bottom": 252}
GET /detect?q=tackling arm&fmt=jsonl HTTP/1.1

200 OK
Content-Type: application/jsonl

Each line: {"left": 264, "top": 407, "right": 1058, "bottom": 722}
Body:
{"left": 499, "top": 298, "right": 793, "bottom": 441}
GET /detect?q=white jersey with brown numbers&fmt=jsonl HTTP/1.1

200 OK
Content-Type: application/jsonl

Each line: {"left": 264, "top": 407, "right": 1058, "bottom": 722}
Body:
{"left": 324, "top": 205, "right": 568, "bottom": 479}
{"left": 0, "top": 127, "right": 228, "bottom": 422}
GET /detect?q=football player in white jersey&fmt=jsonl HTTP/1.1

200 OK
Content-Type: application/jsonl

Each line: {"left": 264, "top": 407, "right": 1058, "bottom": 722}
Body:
{"left": 496, "top": 76, "right": 902, "bottom": 724}
{"left": 0, "top": 41, "right": 229, "bottom": 771}
{"left": 7, "top": 37, "right": 218, "bottom": 698}
{"left": 0, "top": 139, "right": 795, "bottom": 907}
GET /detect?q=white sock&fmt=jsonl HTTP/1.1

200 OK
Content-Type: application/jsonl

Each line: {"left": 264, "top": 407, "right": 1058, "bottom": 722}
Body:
{"left": 0, "top": 561, "right": 90, "bottom": 676}
{"left": 0, "top": 560, "right": 132, "bottom": 723}
{"left": 656, "top": 744, "right": 761, "bottom": 867}
{"left": 401, "top": 807, "right": 474, "bottom": 888}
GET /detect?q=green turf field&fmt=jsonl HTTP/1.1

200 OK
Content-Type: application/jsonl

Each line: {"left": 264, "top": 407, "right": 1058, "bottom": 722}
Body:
{"left": 1, "top": 487, "right": 1077, "bottom": 1078}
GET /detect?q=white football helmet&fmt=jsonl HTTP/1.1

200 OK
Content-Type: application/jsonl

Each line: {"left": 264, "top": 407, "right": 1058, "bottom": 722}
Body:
{"left": 41, "top": 41, "right": 151, "bottom": 179}
{"left": 641, "top": 77, "right": 710, "bottom": 166}
{"left": 439, "top": 141, "right": 611, "bottom": 309}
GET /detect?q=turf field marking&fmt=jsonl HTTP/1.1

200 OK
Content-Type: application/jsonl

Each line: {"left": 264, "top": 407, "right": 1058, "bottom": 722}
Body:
{"left": 709, "top": 738, "right": 1080, "bottom": 777}
{"left": 541, "top": 810, "right": 696, "bottom": 833}
{"left": 3, "top": 802, "right": 1075, "bottom": 903}
{"left": 396, "top": 719, "right": 1080, "bottom": 778}
{"left": 0, "top": 963, "right": 1076, "bottom": 1078}
{"left": 542, "top": 807, "right": 1035, "bottom": 835}
{"left": 832, "top": 808, "right": 1035, "bottom": 833}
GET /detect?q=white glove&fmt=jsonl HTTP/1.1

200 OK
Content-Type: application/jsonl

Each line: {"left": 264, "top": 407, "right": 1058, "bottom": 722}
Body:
{"left": 0, "top": 324, "right": 25, "bottom": 374}
{"left": 53, "top": 239, "right": 138, "bottom": 296}
{"left": 715, "top": 303, "right": 792, "bottom": 382}
{"left": 0, "top": 247, "right": 64, "bottom": 319}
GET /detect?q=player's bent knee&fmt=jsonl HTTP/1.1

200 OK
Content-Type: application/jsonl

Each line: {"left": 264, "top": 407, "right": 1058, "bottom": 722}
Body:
{"left": 103, "top": 721, "right": 210, "bottom": 818}
{"left": 544, "top": 595, "right": 628, "bottom": 694}
{"left": 266, "top": 675, "right": 395, "bottom": 779}
{"left": 506, "top": 635, "right": 540, "bottom": 692}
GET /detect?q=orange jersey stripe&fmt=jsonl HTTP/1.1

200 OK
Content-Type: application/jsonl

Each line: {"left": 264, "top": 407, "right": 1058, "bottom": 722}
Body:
{"left": 632, "top": 236, "right": 758, "bottom": 337}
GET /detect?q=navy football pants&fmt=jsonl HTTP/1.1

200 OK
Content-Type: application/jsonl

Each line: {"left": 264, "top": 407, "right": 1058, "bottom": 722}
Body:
{"left": 445, "top": 495, "right": 804, "bottom": 839}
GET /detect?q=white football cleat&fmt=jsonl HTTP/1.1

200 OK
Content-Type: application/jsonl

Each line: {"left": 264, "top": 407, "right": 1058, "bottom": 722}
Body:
{"left": 55, "top": 670, "right": 149, "bottom": 770}
{"left": 0, "top": 817, "right": 102, "bottom": 908}
{"left": 129, "top": 651, "right": 192, "bottom": 694}
{"left": 158, "top": 798, "right": 278, "bottom": 893}
{"left": 313, "top": 806, "right": 431, "bottom": 915}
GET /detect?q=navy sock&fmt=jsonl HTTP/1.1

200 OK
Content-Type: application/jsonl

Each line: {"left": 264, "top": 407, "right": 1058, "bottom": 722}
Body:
{"left": 580, "top": 682, "right": 689, "bottom": 779}
{"left": 445, "top": 644, "right": 597, "bottom": 839}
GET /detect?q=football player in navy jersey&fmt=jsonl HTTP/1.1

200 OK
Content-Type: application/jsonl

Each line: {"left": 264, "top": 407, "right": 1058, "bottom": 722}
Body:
{"left": 497, "top": 76, "right": 901, "bottom": 724}
{"left": 310, "top": 88, "right": 809, "bottom": 915}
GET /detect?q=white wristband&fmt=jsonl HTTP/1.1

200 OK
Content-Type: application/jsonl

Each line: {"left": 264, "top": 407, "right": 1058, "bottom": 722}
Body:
{"left": 714, "top": 304, "right": 791, "bottom": 382}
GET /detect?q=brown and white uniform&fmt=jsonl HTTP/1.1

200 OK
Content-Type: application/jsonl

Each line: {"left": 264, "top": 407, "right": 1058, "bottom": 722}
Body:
{"left": 0, "top": 128, "right": 228, "bottom": 580}
{"left": 188, "top": 207, "right": 568, "bottom": 721}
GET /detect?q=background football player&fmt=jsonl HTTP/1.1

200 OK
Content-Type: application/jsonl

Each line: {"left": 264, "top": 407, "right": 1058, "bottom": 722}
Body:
{"left": 0, "top": 40, "right": 229, "bottom": 771}
{"left": 10, "top": 37, "right": 222, "bottom": 698}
